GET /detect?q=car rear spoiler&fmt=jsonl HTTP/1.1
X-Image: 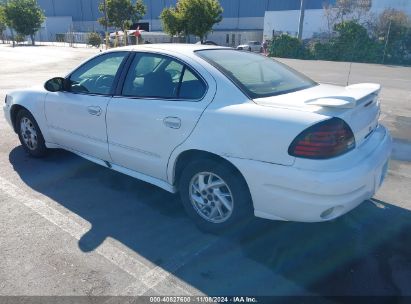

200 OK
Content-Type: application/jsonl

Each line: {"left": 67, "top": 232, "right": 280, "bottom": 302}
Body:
{"left": 305, "top": 83, "right": 381, "bottom": 109}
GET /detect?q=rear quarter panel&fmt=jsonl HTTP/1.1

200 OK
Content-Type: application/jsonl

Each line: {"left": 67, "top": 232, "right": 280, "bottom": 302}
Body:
{"left": 167, "top": 85, "right": 327, "bottom": 183}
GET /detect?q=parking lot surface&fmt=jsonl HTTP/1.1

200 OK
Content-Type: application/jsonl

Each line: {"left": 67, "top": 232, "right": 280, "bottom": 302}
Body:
{"left": 0, "top": 45, "right": 410, "bottom": 297}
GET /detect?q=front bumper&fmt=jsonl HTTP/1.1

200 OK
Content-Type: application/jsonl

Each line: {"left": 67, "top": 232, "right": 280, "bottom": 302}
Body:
{"left": 3, "top": 104, "right": 12, "bottom": 128}
{"left": 229, "top": 125, "right": 392, "bottom": 222}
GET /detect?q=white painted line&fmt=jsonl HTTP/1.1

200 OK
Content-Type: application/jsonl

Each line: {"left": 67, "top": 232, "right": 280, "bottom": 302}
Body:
{"left": 0, "top": 176, "right": 152, "bottom": 277}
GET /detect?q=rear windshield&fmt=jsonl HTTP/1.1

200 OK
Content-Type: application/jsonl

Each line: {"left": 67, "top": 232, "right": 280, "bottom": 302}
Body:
{"left": 196, "top": 49, "right": 317, "bottom": 99}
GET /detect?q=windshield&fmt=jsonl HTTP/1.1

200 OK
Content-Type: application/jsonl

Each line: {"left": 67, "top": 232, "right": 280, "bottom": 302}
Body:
{"left": 196, "top": 49, "right": 317, "bottom": 99}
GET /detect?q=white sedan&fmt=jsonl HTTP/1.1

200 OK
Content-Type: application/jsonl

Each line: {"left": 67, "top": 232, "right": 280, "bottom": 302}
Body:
{"left": 3, "top": 44, "right": 392, "bottom": 233}
{"left": 237, "top": 41, "right": 262, "bottom": 52}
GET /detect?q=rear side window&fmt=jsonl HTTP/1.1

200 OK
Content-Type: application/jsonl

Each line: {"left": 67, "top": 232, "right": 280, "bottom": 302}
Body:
{"left": 179, "top": 69, "right": 207, "bottom": 100}
{"left": 196, "top": 49, "right": 317, "bottom": 99}
{"left": 122, "top": 53, "right": 206, "bottom": 100}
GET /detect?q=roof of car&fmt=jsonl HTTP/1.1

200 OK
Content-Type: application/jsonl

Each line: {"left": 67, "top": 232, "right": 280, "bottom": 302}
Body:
{"left": 109, "top": 43, "right": 231, "bottom": 56}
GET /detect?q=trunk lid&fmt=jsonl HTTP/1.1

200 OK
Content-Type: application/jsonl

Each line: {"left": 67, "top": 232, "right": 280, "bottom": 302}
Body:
{"left": 254, "top": 83, "right": 381, "bottom": 147}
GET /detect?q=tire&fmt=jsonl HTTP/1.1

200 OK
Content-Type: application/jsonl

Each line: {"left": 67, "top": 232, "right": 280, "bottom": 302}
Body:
{"left": 16, "top": 109, "right": 47, "bottom": 157}
{"left": 179, "top": 159, "right": 253, "bottom": 234}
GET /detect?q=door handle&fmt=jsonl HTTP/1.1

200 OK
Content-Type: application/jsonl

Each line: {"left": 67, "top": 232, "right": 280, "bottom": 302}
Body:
{"left": 163, "top": 117, "right": 181, "bottom": 129}
{"left": 87, "top": 106, "right": 102, "bottom": 116}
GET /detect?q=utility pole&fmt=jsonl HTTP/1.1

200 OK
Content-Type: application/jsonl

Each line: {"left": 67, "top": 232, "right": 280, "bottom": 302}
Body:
{"left": 103, "top": 0, "right": 108, "bottom": 49}
{"left": 297, "top": 0, "right": 306, "bottom": 40}
{"left": 382, "top": 19, "right": 392, "bottom": 64}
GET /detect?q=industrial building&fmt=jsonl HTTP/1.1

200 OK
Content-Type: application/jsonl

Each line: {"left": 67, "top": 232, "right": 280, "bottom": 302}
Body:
{"left": 29, "top": 0, "right": 411, "bottom": 45}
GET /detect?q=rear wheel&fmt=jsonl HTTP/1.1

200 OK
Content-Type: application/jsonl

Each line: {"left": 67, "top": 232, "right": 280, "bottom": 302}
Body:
{"left": 179, "top": 159, "right": 252, "bottom": 233}
{"left": 16, "top": 109, "right": 47, "bottom": 157}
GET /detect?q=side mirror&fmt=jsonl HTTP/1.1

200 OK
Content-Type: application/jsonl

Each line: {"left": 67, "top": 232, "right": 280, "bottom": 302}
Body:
{"left": 44, "top": 77, "right": 66, "bottom": 92}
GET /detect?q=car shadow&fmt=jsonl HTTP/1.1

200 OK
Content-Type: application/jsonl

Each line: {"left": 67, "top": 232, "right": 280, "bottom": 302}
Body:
{"left": 9, "top": 146, "right": 411, "bottom": 296}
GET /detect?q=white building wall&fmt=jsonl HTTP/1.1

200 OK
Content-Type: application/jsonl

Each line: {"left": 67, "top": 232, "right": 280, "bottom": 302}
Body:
{"left": 36, "top": 16, "right": 73, "bottom": 41}
{"left": 206, "top": 31, "right": 263, "bottom": 46}
{"left": 213, "top": 17, "right": 264, "bottom": 30}
{"left": 263, "top": 9, "right": 325, "bottom": 39}
{"left": 145, "top": 17, "right": 265, "bottom": 32}
{"left": 263, "top": 1, "right": 411, "bottom": 40}
{"left": 372, "top": 0, "right": 411, "bottom": 14}
{"left": 72, "top": 21, "right": 105, "bottom": 32}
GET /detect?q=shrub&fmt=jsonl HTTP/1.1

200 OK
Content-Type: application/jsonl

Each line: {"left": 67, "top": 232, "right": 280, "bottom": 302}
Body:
{"left": 312, "top": 41, "right": 337, "bottom": 61}
{"left": 310, "top": 21, "right": 381, "bottom": 63}
{"left": 15, "top": 33, "right": 26, "bottom": 43}
{"left": 87, "top": 32, "right": 102, "bottom": 48}
{"left": 332, "top": 21, "right": 381, "bottom": 63}
{"left": 269, "top": 34, "right": 310, "bottom": 59}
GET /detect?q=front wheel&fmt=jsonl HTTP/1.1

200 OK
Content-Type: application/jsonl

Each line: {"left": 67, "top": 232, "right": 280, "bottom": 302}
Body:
{"left": 179, "top": 159, "right": 252, "bottom": 233}
{"left": 16, "top": 109, "right": 48, "bottom": 157}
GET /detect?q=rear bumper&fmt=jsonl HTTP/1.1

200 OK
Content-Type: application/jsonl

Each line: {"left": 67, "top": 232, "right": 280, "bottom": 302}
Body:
{"left": 229, "top": 125, "right": 392, "bottom": 222}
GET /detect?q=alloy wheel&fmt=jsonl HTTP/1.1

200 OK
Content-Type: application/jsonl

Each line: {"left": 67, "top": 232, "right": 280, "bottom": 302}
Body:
{"left": 189, "top": 172, "right": 234, "bottom": 223}
{"left": 20, "top": 117, "right": 38, "bottom": 151}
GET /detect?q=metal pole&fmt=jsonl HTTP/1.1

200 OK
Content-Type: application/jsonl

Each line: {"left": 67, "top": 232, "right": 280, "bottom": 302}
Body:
{"left": 150, "top": 0, "right": 153, "bottom": 31}
{"left": 103, "top": 0, "right": 109, "bottom": 49}
{"left": 382, "top": 20, "right": 392, "bottom": 64}
{"left": 297, "top": 0, "right": 306, "bottom": 40}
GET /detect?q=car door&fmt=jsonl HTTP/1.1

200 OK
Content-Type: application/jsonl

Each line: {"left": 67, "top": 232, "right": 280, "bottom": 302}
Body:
{"left": 106, "top": 51, "right": 216, "bottom": 181}
{"left": 44, "top": 51, "right": 129, "bottom": 161}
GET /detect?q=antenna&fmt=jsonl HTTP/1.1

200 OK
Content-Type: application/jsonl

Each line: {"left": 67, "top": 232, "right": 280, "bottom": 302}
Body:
{"left": 298, "top": 0, "right": 306, "bottom": 40}
{"left": 346, "top": 61, "right": 353, "bottom": 86}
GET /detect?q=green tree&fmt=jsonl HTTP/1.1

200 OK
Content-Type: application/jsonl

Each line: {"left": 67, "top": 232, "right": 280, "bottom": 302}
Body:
{"left": 98, "top": 0, "right": 146, "bottom": 45}
{"left": 160, "top": 7, "right": 184, "bottom": 38}
{"left": 323, "top": 0, "right": 372, "bottom": 36}
{"left": 4, "top": 0, "right": 45, "bottom": 46}
{"left": 160, "top": 0, "right": 223, "bottom": 43}
{"left": 313, "top": 21, "right": 381, "bottom": 63}
{"left": 333, "top": 21, "right": 380, "bottom": 62}
{"left": 372, "top": 9, "right": 411, "bottom": 64}
{"left": 0, "top": 4, "right": 7, "bottom": 43}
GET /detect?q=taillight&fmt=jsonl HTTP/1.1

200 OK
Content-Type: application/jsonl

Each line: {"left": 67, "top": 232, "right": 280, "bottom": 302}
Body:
{"left": 288, "top": 118, "right": 355, "bottom": 159}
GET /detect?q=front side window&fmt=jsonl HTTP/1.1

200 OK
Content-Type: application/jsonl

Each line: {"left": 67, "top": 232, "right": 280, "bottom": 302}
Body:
{"left": 122, "top": 53, "right": 206, "bottom": 100}
{"left": 196, "top": 49, "right": 317, "bottom": 99}
{"left": 68, "top": 52, "right": 128, "bottom": 95}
